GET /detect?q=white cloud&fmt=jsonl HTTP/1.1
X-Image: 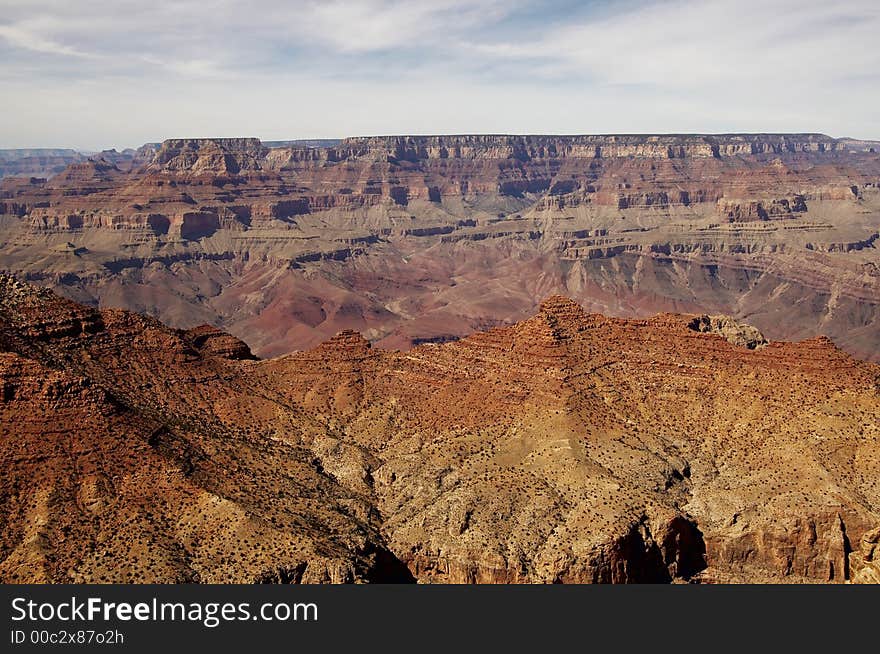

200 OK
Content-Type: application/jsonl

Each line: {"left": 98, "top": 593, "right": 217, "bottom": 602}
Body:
{"left": 0, "top": 22, "right": 94, "bottom": 57}
{"left": 296, "top": 0, "right": 513, "bottom": 52}
{"left": 0, "top": 0, "right": 878, "bottom": 148}
{"left": 472, "top": 0, "right": 880, "bottom": 86}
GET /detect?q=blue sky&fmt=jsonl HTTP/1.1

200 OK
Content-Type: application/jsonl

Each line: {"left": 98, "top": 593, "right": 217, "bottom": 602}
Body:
{"left": 1, "top": 0, "right": 878, "bottom": 149}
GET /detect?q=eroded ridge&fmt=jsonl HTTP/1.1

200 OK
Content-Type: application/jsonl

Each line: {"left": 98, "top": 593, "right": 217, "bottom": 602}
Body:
{"left": 2, "top": 276, "right": 878, "bottom": 583}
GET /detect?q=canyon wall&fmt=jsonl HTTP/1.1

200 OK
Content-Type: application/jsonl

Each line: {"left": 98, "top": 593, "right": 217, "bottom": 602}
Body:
{"left": 1, "top": 133, "right": 878, "bottom": 360}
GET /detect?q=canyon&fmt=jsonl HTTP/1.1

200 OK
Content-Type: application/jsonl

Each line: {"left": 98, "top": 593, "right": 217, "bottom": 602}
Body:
{"left": 1, "top": 275, "right": 878, "bottom": 583}
{"left": 2, "top": 133, "right": 879, "bottom": 584}
{"left": 0, "top": 133, "right": 878, "bottom": 361}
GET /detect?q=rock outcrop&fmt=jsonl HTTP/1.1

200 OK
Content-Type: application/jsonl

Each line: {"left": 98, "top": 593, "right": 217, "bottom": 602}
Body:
{"left": 850, "top": 527, "right": 880, "bottom": 583}
{"left": 687, "top": 315, "right": 768, "bottom": 349}
{"left": 183, "top": 324, "right": 256, "bottom": 360}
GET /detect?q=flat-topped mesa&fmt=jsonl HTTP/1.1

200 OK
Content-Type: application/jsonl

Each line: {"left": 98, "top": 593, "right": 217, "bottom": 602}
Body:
{"left": 333, "top": 133, "right": 845, "bottom": 161}
{"left": 155, "top": 137, "right": 265, "bottom": 156}
{"left": 139, "top": 133, "right": 854, "bottom": 167}
{"left": 150, "top": 137, "right": 268, "bottom": 174}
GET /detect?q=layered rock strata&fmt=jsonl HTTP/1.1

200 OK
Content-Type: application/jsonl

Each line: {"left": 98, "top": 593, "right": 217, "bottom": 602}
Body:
{"left": 0, "top": 133, "right": 878, "bottom": 361}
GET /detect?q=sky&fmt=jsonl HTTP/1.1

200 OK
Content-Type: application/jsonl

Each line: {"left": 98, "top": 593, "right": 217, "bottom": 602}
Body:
{"left": 1, "top": 0, "right": 878, "bottom": 150}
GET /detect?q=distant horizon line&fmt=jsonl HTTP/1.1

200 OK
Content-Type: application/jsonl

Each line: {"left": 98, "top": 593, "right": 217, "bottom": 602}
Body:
{"left": 4, "top": 131, "right": 880, "bottom": 153}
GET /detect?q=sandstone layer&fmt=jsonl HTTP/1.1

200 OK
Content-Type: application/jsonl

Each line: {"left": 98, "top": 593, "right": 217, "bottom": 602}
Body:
{"left": 1, "top": 133, "right": 879, "bottom": 362}
{"left": 2, "top": 276, "right": 878, "bottom": 583}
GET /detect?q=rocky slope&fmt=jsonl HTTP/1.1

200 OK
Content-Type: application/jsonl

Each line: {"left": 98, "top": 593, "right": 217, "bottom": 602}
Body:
{"left": 2, "top": 276, "right": 878, "bottom": 583}
{"left": 0, "top": 275, "right": 409, "bottom": 583}
{"left": 0, "top": 133, "right": 879, "bottom": 360}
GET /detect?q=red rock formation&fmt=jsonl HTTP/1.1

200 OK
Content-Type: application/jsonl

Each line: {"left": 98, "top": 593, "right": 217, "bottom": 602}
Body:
{"left": 0, "top": 275, "right": 408, "bottom": 584}
{"left": 5, "top": 276, "right": 876, "bottom": 583}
